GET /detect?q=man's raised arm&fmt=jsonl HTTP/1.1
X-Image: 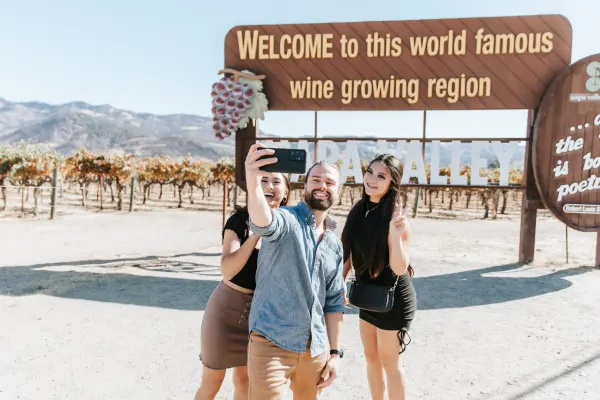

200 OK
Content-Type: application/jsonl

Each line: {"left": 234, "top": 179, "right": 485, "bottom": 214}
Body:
{"left": 318, "top": 252, "right": 345, "bottom": 389}
{"left": 245, "top": 143, "right": 276, "bottom": 228}
{"left": 244, "top": 143, "right": 288, "bottom": 241}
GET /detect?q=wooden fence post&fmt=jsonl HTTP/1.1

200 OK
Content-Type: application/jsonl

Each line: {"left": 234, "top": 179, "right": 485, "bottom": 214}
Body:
{"left": 222, "top": 179, "right": 228, "bottom": 229}
{"left": 233, "top": 184, "right": 238, "bottom": 207}
{"left": 50, "top": 167, "right": 59, "bottom": 220}
{"left": 129, "top": 176, "right": 135, "bottom": 212}
{"left": 596, "top": 233, "right": 600, "bottom": 268}
{"left": 99, "top": 176, "right": 103, "bottom": 210}
{"left": 413, "top": 110, "right": 427, "bottom": 218}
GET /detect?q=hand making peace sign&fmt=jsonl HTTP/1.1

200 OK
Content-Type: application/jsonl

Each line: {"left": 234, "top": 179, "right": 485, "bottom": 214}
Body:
{"left": 389, "top": 202, "right": 410, "bottom": 238}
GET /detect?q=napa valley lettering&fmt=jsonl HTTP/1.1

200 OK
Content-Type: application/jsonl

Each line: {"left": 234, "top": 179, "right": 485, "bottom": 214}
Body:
{"left": 261, "top": 139, "right": 520, "bottom": 186}
{"left": 235, "top": 28, "right": 556, "bottom": 104}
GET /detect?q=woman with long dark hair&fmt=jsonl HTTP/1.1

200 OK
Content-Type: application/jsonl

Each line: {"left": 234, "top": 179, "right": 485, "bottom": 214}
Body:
{"left": 194, "top": 172, "right": 291, "bottom": 400}
{"left": 341, "top": 154, "right": 416, "bottom": 400}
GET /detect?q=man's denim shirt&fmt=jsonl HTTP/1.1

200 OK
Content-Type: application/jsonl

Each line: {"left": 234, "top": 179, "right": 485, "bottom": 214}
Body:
{"left": 248, "top": 201, "right": 345, "bottom": 356}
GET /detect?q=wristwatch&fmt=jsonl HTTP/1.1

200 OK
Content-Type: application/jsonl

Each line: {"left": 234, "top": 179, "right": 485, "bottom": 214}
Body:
{"left": 330, "top": 349, "right": 344, "bottom": 358}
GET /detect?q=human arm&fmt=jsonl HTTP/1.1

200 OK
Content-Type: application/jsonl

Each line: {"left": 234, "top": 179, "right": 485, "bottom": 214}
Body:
{"left": 245, "top": 143, "right": 275, "bottom": 228}
{"left": 220, "top": 229, "right": 260, "bottom": 281}
{"left": 319, "top": 254, "right": 344, "bottom": 389}
{"left": 244, "top": 143, "right": 289, "bottom": 240}
{"left": 324, "top": 255, "right": 345, "bottom": 340}
{"left": 388, "top": 204, "right": 410, "bottom": 276}
{"left": 401, "top": 217, "right": 412, "bottom": 242}
{"left": 342, "top": 257, "right": 352, "bottom": 282}
{"left": 324, "top": 250, "right": 346, "bottom": 314}
{"left": 399, "top": 218, "right": 414, "bottom": 277}
{"left": 324, "top": 312, "right": 343, "bottom": 351}
{"left": 318, "top": 311, "right": 343, "bottom": 389}
{"left": 341, "top": 257, "right": 352, "bottom": 305}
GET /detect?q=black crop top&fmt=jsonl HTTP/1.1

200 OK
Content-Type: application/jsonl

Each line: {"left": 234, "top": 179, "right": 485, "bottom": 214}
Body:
{"left": 350, "top": 200, "right": 398, "bottom": 287}
{"left": 222, "top": 209, "right": 258, "bottom": 290}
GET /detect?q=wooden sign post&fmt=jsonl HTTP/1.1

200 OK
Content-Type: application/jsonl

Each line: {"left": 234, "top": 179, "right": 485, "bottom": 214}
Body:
{"left": 223, "top": 14, "right": 575, "bottom": 264}
{"left": 518, "top": 109, "right": 541, "bottom": 264}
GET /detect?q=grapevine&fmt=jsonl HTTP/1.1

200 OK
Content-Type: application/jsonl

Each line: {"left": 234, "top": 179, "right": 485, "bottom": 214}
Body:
{"left": 0, "top": 140, "right": 61, "bottom": 213}
{"left": 0, "top": 142, "right": 525, "bottom": 219}
{"left": 211, "top": 157, "right": 235, "bottom": 205}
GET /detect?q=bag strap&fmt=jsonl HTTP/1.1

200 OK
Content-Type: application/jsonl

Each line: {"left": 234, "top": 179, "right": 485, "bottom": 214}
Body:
{"left": 351, "top": 265, "right": 401, "bottom": 291}
{"left": 390, "top": 273, "right": 400, "bottom": 291}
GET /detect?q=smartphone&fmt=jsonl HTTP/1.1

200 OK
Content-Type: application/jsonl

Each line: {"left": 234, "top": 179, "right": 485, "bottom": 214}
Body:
{"left": 258, "top": 148, "right": 307, "bottom": 174}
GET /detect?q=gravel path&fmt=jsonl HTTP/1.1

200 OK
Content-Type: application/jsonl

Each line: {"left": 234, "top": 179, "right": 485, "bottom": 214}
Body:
{"left": 0, "top": 210, "right": 598, "bottom": 399}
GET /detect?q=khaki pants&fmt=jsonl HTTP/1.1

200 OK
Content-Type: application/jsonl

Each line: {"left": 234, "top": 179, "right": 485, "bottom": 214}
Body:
{"left": 248, "top": 331, "right": 328, "bottom": 400}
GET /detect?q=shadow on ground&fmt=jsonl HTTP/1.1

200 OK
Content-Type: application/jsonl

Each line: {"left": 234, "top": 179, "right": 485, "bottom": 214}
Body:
{"left": 0, "top": 258, "right": 593, "bottom": 312}
{"left": 413, "top": 263, "right": 592, "bottom": 310}
{"left": 0, "top": 253, "right": 222, "bottom": 311}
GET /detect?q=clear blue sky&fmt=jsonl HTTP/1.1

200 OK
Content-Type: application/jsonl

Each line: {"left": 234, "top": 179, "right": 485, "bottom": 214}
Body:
{"left": 1, "top": 0, "right": 597, "bottom": 140}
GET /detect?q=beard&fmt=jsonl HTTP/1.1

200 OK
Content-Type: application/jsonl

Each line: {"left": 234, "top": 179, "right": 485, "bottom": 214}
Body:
{"left": 304, "top": 190, "right": 333, "bottom": 211}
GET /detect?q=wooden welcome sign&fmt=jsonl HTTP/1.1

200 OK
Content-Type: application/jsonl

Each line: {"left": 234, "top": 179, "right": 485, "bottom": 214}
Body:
{"left": 224, "top": 15, "right": 572, "bottom": 111}
{"left": 533, "top": 53, "right": 600, "bottom": 232}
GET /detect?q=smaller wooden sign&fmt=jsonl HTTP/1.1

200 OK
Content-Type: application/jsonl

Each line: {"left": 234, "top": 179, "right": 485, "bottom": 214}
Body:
{"left": 533, "top": 53, "right": 600, "bottom": 232}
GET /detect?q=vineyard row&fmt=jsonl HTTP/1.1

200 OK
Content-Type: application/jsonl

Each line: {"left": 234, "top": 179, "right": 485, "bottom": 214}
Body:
{"left": 0, "top": 141, "right": 525, "bottom": 219}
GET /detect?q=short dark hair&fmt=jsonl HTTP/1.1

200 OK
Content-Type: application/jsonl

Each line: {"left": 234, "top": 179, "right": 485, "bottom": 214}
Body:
{"left": 305, "top": 160, "right": 340, "bottom": 181}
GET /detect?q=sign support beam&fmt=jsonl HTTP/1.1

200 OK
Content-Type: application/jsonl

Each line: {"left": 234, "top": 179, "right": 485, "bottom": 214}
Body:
{"left": 519, "top": 109, "right": 540, "bottom": 264}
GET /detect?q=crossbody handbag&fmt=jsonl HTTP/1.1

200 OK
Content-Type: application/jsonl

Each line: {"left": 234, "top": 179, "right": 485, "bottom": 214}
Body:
{"left": 347, "top": 267, "right": 400, "bottom": 313}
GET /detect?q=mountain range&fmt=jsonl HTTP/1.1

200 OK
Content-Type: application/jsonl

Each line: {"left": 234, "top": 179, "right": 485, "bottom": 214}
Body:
{"left": 0, "top": 97, "right": 525, "bottom": 168}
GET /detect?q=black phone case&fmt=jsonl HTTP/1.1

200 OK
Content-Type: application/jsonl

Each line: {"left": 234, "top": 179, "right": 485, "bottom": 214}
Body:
{"left": 258, "top": 148, "right": 307, "bottom": 174}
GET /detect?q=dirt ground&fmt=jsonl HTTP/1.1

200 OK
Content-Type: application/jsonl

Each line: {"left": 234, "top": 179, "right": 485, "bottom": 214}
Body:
{"left": 0, "top": 208, "right": 599, "bottom": 400}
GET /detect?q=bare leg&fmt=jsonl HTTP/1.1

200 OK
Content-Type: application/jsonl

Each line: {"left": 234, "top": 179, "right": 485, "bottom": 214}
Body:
{"left": 232, "top": 366, "right": 249, "bottom": 400}
{"left": 377, "top": 329, "right": 409, "bottom": 400}
{"left": 360, "top": 319, "right": 385, "bottom": 400}
{"left": 194, "top": 366, "right": 226, "bottom": 400}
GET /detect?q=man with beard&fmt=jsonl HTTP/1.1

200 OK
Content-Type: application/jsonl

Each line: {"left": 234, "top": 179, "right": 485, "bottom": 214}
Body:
{"left": 243, "top": 143, "right": 345, "bottom": 400}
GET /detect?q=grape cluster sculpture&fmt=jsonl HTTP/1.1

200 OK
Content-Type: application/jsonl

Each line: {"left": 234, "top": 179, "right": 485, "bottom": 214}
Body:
{"left": 210, "top": 69, "right": 268, "bottom": 140}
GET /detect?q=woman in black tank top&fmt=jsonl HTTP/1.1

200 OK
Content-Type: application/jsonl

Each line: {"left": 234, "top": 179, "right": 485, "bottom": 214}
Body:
{"left": 195, "top": 173, "right": 290, "bottom": 400}
{"left": 341, "top": 154, "right": 416, "bottom": 400}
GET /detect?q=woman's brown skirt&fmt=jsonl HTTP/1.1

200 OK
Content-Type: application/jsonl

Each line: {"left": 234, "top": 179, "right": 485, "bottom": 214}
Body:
{"left": 199, "top": 281, "right": 253, "bottom": 370}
